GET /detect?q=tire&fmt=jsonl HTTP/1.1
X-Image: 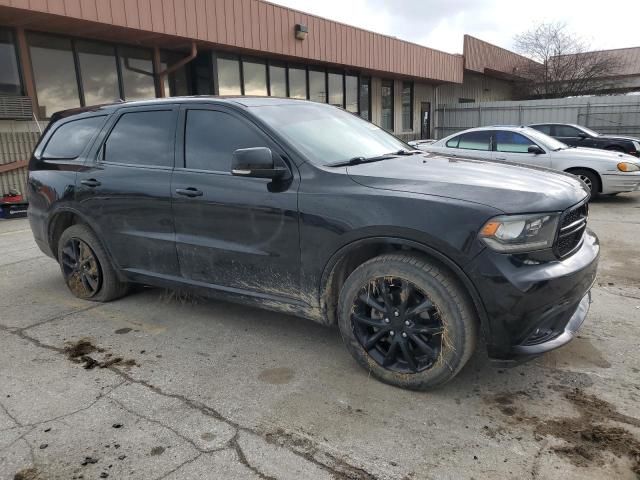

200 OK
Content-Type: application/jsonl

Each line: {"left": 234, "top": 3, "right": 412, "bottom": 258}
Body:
{"left": 570, "top": 168, "right": 600, "bottom": 195}
{"left": 337, "top": 253, "right": 478, "bottom": 390}
{"left": 57, "top": 224, "right": 129, "bottom": 302}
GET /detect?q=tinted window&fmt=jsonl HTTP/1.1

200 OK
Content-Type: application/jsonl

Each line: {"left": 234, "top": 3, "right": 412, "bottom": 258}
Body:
{"left": 104, "top": 110, "right": 175, "bottom": 167}
{"left": 0, "top": 28, "right": 22, "bottom": 95}
{"left": 269, "top": 64, "right": 286, "bottom": 97}
{"left": 345, "top": 75, "right": 358, "bottom": 113}
{"left": 28, "top": 33, "right": 80, "bottom": 117}
{"left": 328, "top": 73, "right": 343, "bottom": 107}
{"left": 458, "top": 131, "right": 492, "bottom": 151}
{"left": 77, "top": 41, "right": 119, "bottom": 105}
{"left": 288, "top": 67, "right": 307, "bottom": 99}
{"left": 309, "top": 69, "right": 326, "bottom": 103}
{"left": 495, "top": 131, "right": 535, "bottom": 153}
{"left": 401, "top": 82, "right": 413, "bottom": 131}
{"left": 555, "top": 125, "right": 581, "bottom": 137}
{"left": 381, "top": 80, "right": 394, "bottom": 131}
{"left": 43, "top": 116, "right": 106, "bottom": 159}
{"left": 446, "top": 136, "right": 460, "bottom": 148}
{"left": 359, "top": 76, "right": 370, "bottom": 120}
{"left": 185, "top": 110, "right": 267, "bottom": 172}
{"left": 119, "top": 46, "right": 155, "bottom": 101}
{"left": 531, "top": 124, "right": 552, "bottom": 135}
{"left": 242, "top": 59, "right": 267, "bottom": 96}
{"left": 216, "top": 56, "right": 241, "bottom": 95}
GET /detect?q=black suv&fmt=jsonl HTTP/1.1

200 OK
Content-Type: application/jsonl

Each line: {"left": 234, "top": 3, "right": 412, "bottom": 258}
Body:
{"left": 28, "top": 98, "right": 599, "bottom": 390}
{"left": 529, "top": 123, "right": 640, "bottom": 157}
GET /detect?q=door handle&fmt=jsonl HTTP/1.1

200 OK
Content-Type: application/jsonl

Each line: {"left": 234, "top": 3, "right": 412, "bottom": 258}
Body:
{"left": 175, "top": 187, "right": 203, "bottom": 198}
{"left": 81, "top": 179, "right": 101, "bottom": 187}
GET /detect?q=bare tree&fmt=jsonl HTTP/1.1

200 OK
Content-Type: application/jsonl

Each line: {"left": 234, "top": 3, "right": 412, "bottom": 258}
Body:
{"left": 513, "top": 22, "right": 621, "bottom": 98}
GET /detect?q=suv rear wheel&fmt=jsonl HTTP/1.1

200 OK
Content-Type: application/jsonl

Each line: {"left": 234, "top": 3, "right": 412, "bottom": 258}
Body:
{"left": 57, "top": 224, "right": 129, "bottom": 302}
{"left": 337, "top": 253, "right": 477, "bottom": 390}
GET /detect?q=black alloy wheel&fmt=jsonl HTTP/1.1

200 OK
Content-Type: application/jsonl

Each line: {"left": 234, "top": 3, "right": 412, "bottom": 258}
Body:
{"left": 60, "top": 238, "right": 102, "bottom": 299}
{"left": 351, "top": 276, "right": 444, "bottom": 373}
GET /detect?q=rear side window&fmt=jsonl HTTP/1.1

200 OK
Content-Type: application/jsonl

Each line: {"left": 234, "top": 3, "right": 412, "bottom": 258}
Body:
{"left": 495, "top": 131, "right": 535, "bottom": 153}
{"left": 457, "top": 131, "right": 492, "bottom": 151}
{"left": 446, "top": 135, "right": 460, "bottom": 148}
{"left": 43, "top": 116, "right": 106, "bottom": 159}
{"left": 185, "top": 110, "right": 267, "bottom": 172}
{"left": 531, "top": 124, "right": 552, "bottom": 135}
{"left": 555, "top": 125, "right": 580, "bottom": 137}
{"left": 104, "top": 110, "right": 176, "bottom": 167}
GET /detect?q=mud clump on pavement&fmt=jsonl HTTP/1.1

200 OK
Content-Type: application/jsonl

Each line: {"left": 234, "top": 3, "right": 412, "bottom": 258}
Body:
{"left": 13, "top": 467, "right": 40, "bottom": 480}
{"left": 490, "top": 387, "right": 640, "bottom": 476}
{"left": 63, "top": 339, "right": 139, "bottom": 370}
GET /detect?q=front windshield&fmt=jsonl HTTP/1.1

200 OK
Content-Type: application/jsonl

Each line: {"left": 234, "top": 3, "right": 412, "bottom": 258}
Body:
{"left": 250, "top": 102, "right": 410, "bottom": 165}
{"left": 523, "top": 128, "right": 569, "bottom": 151}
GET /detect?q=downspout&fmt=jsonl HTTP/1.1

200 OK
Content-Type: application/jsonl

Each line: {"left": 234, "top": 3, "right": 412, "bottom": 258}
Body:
{"left": 156, "top": 42, "right": 198, "bottom": 97}
{"left": 433, "top": 84, "right": 439, "bottom": 139}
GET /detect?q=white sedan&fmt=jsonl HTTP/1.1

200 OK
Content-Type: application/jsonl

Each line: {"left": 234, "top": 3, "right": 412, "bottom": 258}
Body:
{"left": 416, "top": 126, "right": 640, "bottom": 195}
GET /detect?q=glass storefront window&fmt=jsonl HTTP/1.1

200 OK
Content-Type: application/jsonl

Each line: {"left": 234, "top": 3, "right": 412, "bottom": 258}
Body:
{"left": 216, "top": 55, "right": 241, "bottom": 95}
{"left": 401, "top": 81, "right": 413, "bottom": 131}
{"left": 309, "top": 69, "right": 325, "bottom": 103}
{"left": 359, "top": 76, "right": 371, "bottom": 121}
{"left": 28, "top": 33, "right": 80, "bottom": 117}
{"left": 288, "top": 67, "right": 307, "bottom": 99}
{"left": 345, "top": 75, "right": 358, "bottom": 113}
{"left": 269, "top": 64, "right": 286, "bottom": 97}
{"left": 0, "top": 28, "right": 22, "bottom": 95}
{"left": 381, "top": 79, "right": 394, "bottom": 131}
{"left": 77, "top": 40, "right": 119, "bottom": 105}
{"left": 328, "top": 73, "right": 343, "bottom": 107}
{"left": 119, "top": 46, "right": 155, "bottom": 101}
{"left": 242, "top": 59, "right": 267, "bottom": 96}
{"left": 161, "top": 51, "right": 191, "bottom": 97}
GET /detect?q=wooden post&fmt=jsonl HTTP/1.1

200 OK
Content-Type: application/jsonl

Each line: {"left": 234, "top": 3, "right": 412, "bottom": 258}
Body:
{"left": 14, "top": 28, "right": 39, "bottom": 119}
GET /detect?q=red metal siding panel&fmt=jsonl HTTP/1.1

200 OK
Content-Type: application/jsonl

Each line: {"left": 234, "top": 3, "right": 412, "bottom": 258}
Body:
{"left": 161, "top": 0, "right": 175, "bottom": 35}
{"left": 174, "top": 0, "right": 186, "bottom": 37}
{"left": 123, "top": 0, "right": 139, "bottom": 29}
{"left": 47, "top": 0, "right": 65, "bottom": 15}
{"left": 108, "top": 0, "right": 125, "bottom": 26}
{"left": 79, "top": 0, "right": 97, "bottom": 21}
{"left": 149, "top": 0, "right": 164, "bottom": 32}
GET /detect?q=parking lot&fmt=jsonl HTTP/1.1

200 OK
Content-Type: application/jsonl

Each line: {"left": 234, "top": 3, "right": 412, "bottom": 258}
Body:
{"left": 0, "top": 193, "right": 639, "bottom": 480}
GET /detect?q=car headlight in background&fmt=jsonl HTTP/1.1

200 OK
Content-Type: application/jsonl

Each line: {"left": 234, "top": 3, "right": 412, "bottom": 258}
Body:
{"left": 479, "top": 213, "right": 560, "bottom": 253}
{"left": 617, "top": 162, "right": 640, "bottom": 172}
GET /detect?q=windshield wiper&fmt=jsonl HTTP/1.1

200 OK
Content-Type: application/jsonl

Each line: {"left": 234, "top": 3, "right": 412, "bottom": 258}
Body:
{"left": 326, "top": 150, "right": 420, "bottom": 167}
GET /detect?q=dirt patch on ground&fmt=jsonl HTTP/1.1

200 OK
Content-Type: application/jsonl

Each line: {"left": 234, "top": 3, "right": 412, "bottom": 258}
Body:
{"left": 542, "top": 337, "right": 612, "bottom": 369}
{"left": 13, "top": 467, "right": 41, "bottom": 480}
{"left": 63, "top": 338, "right": 139, "bottom": 370}
{"left": 489, "top": 387, "right": 640, "bottom": 476}
{"left": 258, "top": 367, "right": 295, "bottom": 385}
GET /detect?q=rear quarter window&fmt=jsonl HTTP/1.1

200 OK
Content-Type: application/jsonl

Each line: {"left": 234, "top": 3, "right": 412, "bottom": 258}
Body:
{"left": 42, "top": 116, "right": 106, "bottom": 159}
{"left": 446, "top": 135, "right": 460, "bottom": 148}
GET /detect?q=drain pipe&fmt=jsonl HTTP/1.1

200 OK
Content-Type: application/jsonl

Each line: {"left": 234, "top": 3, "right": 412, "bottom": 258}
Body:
{"left": 156, "top": 42, "right": 198, "bottom": 97}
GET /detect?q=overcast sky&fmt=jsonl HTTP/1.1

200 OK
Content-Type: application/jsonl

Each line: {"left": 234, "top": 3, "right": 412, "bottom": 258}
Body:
{"left": 270, "top": 0, "right": 640, "bottom": 54}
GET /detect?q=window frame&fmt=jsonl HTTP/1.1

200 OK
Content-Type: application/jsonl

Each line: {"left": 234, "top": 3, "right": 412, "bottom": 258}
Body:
{"left": 456, "top": 130, "right": 493, "bottom": 152}
{"left": 97, "top": 105, "right": 179, "bottom": 170}
{"left": 40, "top": 114, "right": 107, "bottom": 161}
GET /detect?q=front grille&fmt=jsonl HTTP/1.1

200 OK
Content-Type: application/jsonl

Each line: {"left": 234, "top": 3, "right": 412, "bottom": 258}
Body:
{"left": 555, "top": 202, "right": 588, "bottom": 258}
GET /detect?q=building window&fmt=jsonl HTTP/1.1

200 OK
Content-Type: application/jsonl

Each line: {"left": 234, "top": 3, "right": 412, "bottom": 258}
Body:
{"left": 28, "top": 33, "right": 80, "bottom": 118}
{"left": 359, "top": 76, "right": 371, "bottom": 121}
{"left": 328, "top": 72, "right": 343, "bottom": 107}
{"left": 242, "top": 59, "right": 267, "bottom": 96}
{"left": 215, "top": 54, "right": 241, "bottom": 95}
{"left": 269, "top": 63, "right": 287, "bottom": 97}
{"left": 161, "top": 51, "right": 191, "bottom": 97}
{"left": 77, "top": 40, "right": 119, "bottom": 105}
{"left": 119, "top": 46, "right": 155, "bottom": 101}
{"left": 288, "top": 67, "right": 307, "bottom": 99}
{"left": 458, "top": 98, "right": 475, "bottom": 103}
{"left": 381, "top": 79, "right": 394, "bottom": 131}
{"left": 308, "top": 69, "right": 326, "bottom": 103}
{"left": 0, "top": 28, "right": 22, "bottom": 95}
{"left": 345, "top": 75, "right": 358, "bottom": 113}
{"left": 401, "top": 81, "right": 413, "bottom": 131}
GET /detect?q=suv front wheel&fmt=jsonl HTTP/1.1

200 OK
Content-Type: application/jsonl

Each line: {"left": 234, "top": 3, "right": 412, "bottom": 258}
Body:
{"left": 57, "top": 224, "right": 129, "bottom": 302}
{"left": 337, "top": 253, "right": 477, "bottom": 390}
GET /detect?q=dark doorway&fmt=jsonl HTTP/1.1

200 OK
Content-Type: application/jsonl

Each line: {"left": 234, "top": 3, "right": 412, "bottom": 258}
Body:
{"left": 420, "top": 102, "right": 431, "bottom": 139}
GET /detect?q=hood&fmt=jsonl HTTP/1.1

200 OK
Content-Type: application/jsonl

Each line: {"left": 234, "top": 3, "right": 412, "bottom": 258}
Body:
{"left": 557, "top": 147, "right": 640, "bottom": 162}
{"left": 346, "top": 153, "right": 589, "bottom": 214}
{"left": 596, "top": 134, "right": 640, "bottom": 142}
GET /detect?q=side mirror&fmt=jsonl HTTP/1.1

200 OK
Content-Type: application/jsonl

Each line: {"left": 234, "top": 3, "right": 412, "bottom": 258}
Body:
{"left": 231, "top": 147, "right": 287, "bottom": 179}
{"left": 578, "top": 132, "right": 588, "bottom": 139}
{"left": 528, "top": 145, "right": 545, "bottom": 155}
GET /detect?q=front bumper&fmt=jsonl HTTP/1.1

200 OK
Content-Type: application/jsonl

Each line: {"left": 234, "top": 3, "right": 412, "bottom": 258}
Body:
{"left": 601, "top": 172, "right": 640, "bottom": 194}
{"left": 467, "top": 228, "right": 599, "bottom": 360}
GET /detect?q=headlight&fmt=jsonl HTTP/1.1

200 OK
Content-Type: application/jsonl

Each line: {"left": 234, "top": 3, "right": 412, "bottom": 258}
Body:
{"left": 618, "top": 162, "right": 640, "bottom": 172}
{"left": 479, "top": 213, "right": 560, "bottom": 253}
